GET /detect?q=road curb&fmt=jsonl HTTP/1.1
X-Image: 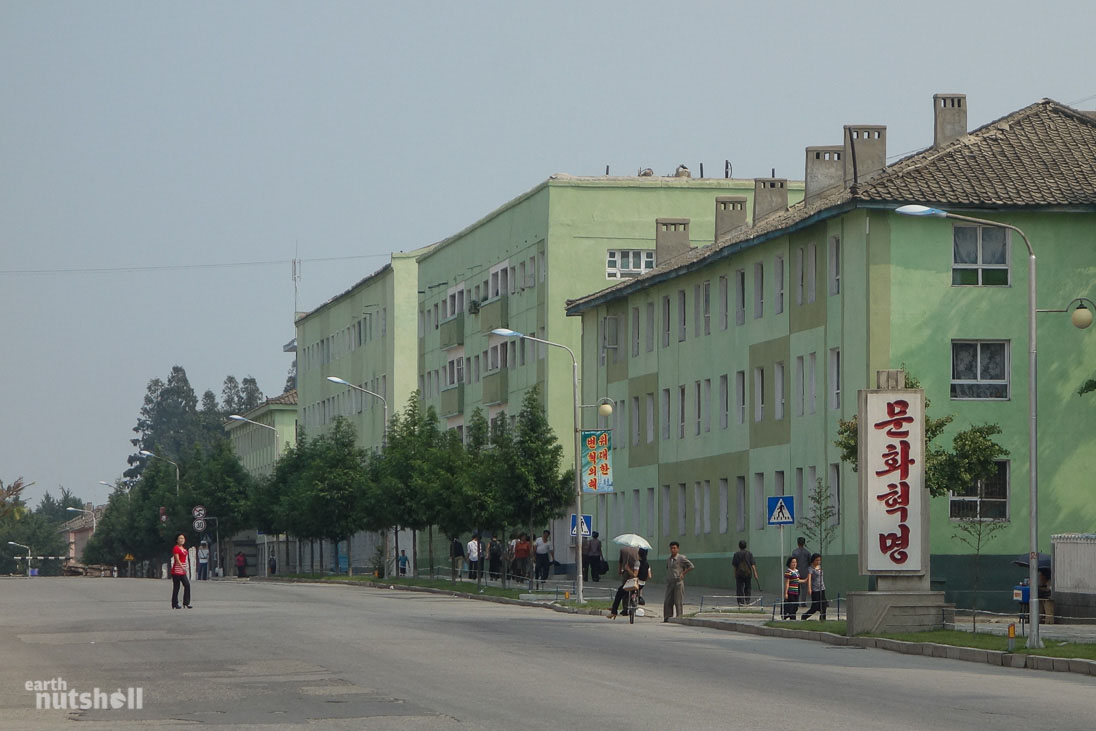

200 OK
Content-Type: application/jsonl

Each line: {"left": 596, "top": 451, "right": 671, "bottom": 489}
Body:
{"left": 670, "top": 617, "right": 1096, "bottom": 677}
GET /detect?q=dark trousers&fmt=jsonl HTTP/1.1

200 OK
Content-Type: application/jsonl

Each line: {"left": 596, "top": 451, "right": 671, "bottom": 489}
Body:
{"left": 802, "top": 590, "right": 828, "bottom": 620}
{"left": 171, "top": 574, "right": 191, "bottom": 608}
{"left": 610, "top": 582, "right": 635, "bottom": 615}
{"left": 197, "top": 563, "right": 208, "bottom": 581}
{"left": 534, "top": 554, "right": 550, "bottom": 584}
{"left": 467, "top": 559, "right": 479, "bottom": 580}
{"left": 582, "top": 555, "right": 602, "bottom": 582}
{"left": 489, "top": 556, "right": 501, "bottom": 580}
{"left": 783, "top": 593, "right": 799, "bottom": 620}
{"left": 735, "top": 575, "right": 752, "bottom": 605}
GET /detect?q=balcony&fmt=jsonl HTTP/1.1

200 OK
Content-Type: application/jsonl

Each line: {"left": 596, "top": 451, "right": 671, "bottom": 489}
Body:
{"left": 440, "top": 383, "right": 464, "bottom": 417}
{"left": 440, "top": 313, "right": 464, "bottom": 350}
{"left": 482, "top": 369, "right": 508, "bottom": 406}
{"left": 479, "top": 294, "right": 509, "bottom": 334}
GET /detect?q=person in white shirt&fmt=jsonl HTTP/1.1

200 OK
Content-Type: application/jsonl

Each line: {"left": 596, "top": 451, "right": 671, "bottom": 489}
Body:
{"left": 466, "top": 535, "right": 481, "bottom": 580}
{"left": 533, "top": 530, "right": 553, "bottom": 589}
{"left": 197, "top": 541, "right": 210, "bottom": 581}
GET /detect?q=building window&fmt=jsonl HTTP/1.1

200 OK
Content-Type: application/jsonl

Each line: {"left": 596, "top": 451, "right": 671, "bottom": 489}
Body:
{"left": 677, "top": 289, "right": 687, "bottom": 342}
{"left": 661, "top": 296, "right": 671, "bottom": 348}
{"left": 702, "top": 378, "right": 711, "bottom": 433}
{"left": 645, "top": 302, "right": 655, "bottom": 352}
{"left": 606, "top": 249, "right": 656, "bottom": 279}
{"left": 829, "top": 236, "right": 842, "bottom": 295}
{"left": 952, "top": 340, "right": 1009, "bottom": 399}
{"left": 807, "top": 242, "right": 817, "bottom": 303}
{"left": 661, "top": 485, "right": 671, "bottom": 536}
{"left": 693, "top": 481, "right": 702, "bottom": 536}
{"left": 702, "top": 280, "right": 711, "bottom": 335}
{"left": 736, "top": 476, "right": 747, "bottom": 532}
{"left": 774, "top": 255, "right": 785, "bottom": 314}
{"left": 631, "top": 396, "right": 641, "bottom": 446}
{"left": 694, "top": 381, "right": 702, "bottom": 436}
{"left": 735, "top": 269, "right": 746, "bottom": 325}
{"left": 953, "top": 225, "right": 1009, "bottom": 286}
{"left": 661, "top": 388, "right": 671, "bottom": 440}
{"left": 753, "top": 367, "right": 765, "bottom": 422}
{"left": 828, "top": 463, "right": 842, "bottom": 524}
{"left": 631, "top": 307, "right": 640, "bottom": 357}
{"left": 794, "top": 355, "right": 805, "bottom": 416}
{"left": 719, "top": 374, "right": 729, "bottom": 429}
{"left": 719, "top": 275, "right": 729, "bottom": 330}
{"left": 950, "top": 460, "right": 1009, "bottom": 519}
{"left": 678, "top": 483, "right": 687, "bottom": 536}
{"left": 829, "top": 348, "right": 841, "bottom": 410}
{"left": 645, "top": 393, "right": 655, "bottom": 444}
{"left": 774, "top": 361, "right": 785, "bottom": 420}
{"left": 795, "top": 247, "right": 805, "bottom": 305}
{"left": 678, "top": 385, "right": 686, "bottom": 439}
{"left": 718, "top": 478, "right": 729, "bottom": 534}
{"left": 735, "top": 371, "right": 746, "bottom": 424}
{"left": 753, "top": 473, "right": 765, "bottom": 530}
{"left": 808, "top": 352, "right": 817, "bottom": 414}
{"left": 754, "top": 262, "right": 764, "bottom": 319}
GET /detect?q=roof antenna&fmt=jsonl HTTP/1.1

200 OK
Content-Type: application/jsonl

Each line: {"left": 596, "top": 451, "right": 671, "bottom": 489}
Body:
{"left": 725, "top": 160, "right": 732, "bottom": 178}
{"left": 605, "top": 165, "right": 610, "bottom": 176}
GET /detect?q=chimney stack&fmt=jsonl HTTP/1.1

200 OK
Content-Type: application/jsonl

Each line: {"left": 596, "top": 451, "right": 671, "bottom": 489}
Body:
{"left": 714, "top": 196, "right": 747, "bottom": 241}
{"left": 752, "top": 178, "right": 788, "bottom": 223}
{"left": 843, "top": 125, "right": 887, "bottom": 187}
{"left": 933, "top": 93, "right": 967, "bottom": 148}
{"left": 804, "top": 146, "right": 844, "bottom": 202}
{"left": 655, "top": 218, "right": 691, "bottom": 262}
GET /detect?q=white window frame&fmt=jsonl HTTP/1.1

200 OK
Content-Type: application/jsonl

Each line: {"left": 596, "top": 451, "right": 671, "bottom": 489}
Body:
{"left": 736, "top": 476, "right": 747, "bottom": 532}
{"left": 646, "top": 302, "right": 655, "bottom": 352}
{"left": 951, "top": 340, "right": 1010, "bottom": 400}
{"left": 631, "top": 307, "right": 640, "bottom": 357}
{"left": 753, "top": 366, "right": 765, "bottom": 422}
{"left": 774, "top": 361, "right": 785, "bottom": 420}
{"left": 829, "top": 348, "right": 841, "bottom": 410}
{"left": 645, "top": 393, "right": 655, "bottom": 444}
{"left": 677, "top": 289, "right": 687, "bottom": 342}
{"left": 719, "top": 374, "right": 729, "bottom": 429}
{"left": 774, "top": 254, "right": 785, "bottom": 314}
{"left": 736, "top": 370, "right": 746, "bottom": 425}
{"left": 606, "top": 249, "right": 656, "bottom": 279}
{"left": 828, "top": 235, "right": 842, "bottom": 295}
{"left": 753, "top": 262, "right": 764, "bottom": 319}
{"left": 952, "top": 225, "right": 1010, "bottom": 286}
{"left": 661, "top": 388, "right": 671, "bottom": 441}
{"left": 719, "top": 275, "right": 729, "bottom": 330}
{"left": 949, "top": 460, "right": 1010, "bottom": 520}
{"left": 718, "top": 478, "right": 729, "bottom": 534}
{"left": 735, "top": 269, "right": 746, "bottom": 325}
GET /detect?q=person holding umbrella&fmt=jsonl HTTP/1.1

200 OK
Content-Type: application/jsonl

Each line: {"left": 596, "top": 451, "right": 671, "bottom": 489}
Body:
{"left": 607, "top": 533, "right": 649, "bottom": 619}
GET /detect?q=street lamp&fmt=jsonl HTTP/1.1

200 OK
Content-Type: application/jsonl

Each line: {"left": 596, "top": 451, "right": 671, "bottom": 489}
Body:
{"left": 326, "top": 376, "right": 388, "bottom": 448}
{"left": 492, "top": 327, "right": 588, "bottom": 604}
{"left": 139, "top": 450, "right": 180, "bottom": 496}
{"left": 896, "top": 205, "right": 1090, "bottom": 648}
{"left": 67, "top": 506, "right": 97, "bottom": 533}
{"left": 8, "top": 541, "right": 31, "bottom": 577}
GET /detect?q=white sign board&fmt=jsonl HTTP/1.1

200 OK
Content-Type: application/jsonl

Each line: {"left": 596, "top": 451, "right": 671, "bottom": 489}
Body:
{"left": 860, "top": 390, "right": 925, "bottom": 573}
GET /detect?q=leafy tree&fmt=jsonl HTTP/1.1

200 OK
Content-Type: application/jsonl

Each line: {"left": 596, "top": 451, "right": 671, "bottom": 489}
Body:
{"left": 501, "top": 386, "right": 572, "bottom": 534}
{"left": 1, "top": 477, "right": 31, "bottom": 521}
{"left": 221, "top": 376, "right": 243, "bottom": 416}
{"left": 240, "top": 376, "right": 265, "bottom": 411}
{"left": 0, "top": 512, "right": 67, "bottom": 575}
{"left": 35, "top": 487, "right": 86, "bottom": 525}
{"left": 127, "top": 366, "right": 217, "bottom": 478}
{"left": 1079, "top": 378, "right": 1096, "bottom": 397}
{"left": 800, "top": 478, "right": 838, "bottom": 557}
{"left": 284, "top": 359, "right": 297, "bottom": 394}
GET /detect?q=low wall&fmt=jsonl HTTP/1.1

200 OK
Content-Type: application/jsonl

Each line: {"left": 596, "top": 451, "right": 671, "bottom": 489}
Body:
{"left": 847, "top": 591, "right": 954, "bottom": 635}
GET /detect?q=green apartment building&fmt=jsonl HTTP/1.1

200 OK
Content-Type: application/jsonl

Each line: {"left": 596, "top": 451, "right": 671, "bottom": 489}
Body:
{"left": 414, "top": 173, "right": 804, "bottom": 571}
{"left": 566, "top": 97, "right": 1096, "bottom": 608}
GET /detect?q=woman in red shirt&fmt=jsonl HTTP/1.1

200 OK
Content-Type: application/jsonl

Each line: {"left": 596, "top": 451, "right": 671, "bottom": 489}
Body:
{"left": 171, "top": 534, "right": 192, "bottom": 609}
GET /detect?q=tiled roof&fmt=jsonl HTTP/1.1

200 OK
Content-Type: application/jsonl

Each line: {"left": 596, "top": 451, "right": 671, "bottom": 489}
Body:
{"left": 856, "top": 99, "right": 1096, "bottom": 207}
{"left": 266, "top": 389, "right": 297, "bottom": 406}
{"left": 567, "top": 98, "right": 1096, "bottom": 314}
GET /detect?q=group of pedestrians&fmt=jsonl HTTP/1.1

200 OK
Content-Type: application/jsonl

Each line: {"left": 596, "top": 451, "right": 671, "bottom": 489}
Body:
{"left": 608, "top": 540, "right": 694, "bottom": 621}
{"left": 448, "top": 530, "right": 556, "bottom": 585}
{"left": 731, "top": 536, "right": 828, "bottom": 620}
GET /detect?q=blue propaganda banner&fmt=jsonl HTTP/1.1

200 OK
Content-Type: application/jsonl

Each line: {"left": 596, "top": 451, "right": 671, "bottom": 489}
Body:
{"left": 580, "top": 430, "right": 613, "bottom": 493}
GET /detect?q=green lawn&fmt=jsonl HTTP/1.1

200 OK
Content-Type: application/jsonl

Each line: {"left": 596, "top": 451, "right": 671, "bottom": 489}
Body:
{"left": 282, "top": 573, "right": 558, "bottom": 601}
{"left": 762, "top": 621, "right": 1096, "bottom": 661}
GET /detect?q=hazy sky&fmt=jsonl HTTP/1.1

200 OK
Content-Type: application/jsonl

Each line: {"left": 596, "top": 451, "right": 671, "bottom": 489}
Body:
{"left": 3, "top": 2, "right": 1094, "bottom": 509}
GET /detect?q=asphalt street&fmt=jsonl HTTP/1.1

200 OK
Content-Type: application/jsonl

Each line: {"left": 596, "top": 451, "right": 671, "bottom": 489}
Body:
{"left": 1, "top": 577, "right": 1093, "bottom": 730}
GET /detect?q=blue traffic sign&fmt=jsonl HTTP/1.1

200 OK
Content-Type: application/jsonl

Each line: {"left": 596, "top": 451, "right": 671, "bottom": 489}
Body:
{"left": 570, "top": 513, "right": 593, "bottom": 537}
{"left": 766, "top": 496, "right": 795, "bottom": 526}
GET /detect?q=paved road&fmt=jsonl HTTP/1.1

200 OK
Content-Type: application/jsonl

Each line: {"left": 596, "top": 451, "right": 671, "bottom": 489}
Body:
{"left": 2, "top": 577, "right": 1093, "bottom": 729}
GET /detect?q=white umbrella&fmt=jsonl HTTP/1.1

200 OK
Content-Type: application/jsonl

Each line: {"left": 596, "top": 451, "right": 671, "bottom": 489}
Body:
{"left": 612, "top": 533, "right": 652, "bottom": 550}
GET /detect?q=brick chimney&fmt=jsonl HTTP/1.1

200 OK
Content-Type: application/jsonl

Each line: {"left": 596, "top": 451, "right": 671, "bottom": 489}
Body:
{"left": 933, "top": 93, "right": 967, "bottom": 148}
{"left": 752, "top": 179, "right": 788, "bottom": 223}
{"left": 714, "top": 196, "right": 747, "bottom": 241}
{"left": 804, "top": 146, "right": 844, "bottom": 202}
{"left": 843, "top": 125, "right": 887, "bottom": 187}
{"left": 655, "top": 218, "right": 691, "bottom": 262}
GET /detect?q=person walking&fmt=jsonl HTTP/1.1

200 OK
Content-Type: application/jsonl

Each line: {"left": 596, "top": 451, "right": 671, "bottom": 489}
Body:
{"left": 235, "top": 551, "right": 247, "bottom": 578}
{"left": 782, "top": 556, "right": 805, "bottom": 620}
{"left": 170, "top": 534, "right": 192, "bottom": 609}
{"left": 268, "top": 553, "right": 277, "bottom": 576}
{"left": 663, "top": 541, "right": 694, "bottom": 622}
{"left": 583, "top": 531, "right": 604, "bottom": 582}
{"left": 488, "top": 537, "right": 502, "bottom": 580}
{"left": 449, "top": 536, "right": 465, "bottom": 580}
{"left": 196, "top": 541, "right": 209, "bottom": 581}
{"left": 533, "top": 530, "right": 553, "bottom": 589}
{"left": 791, "top": 537, "right": 812, "bottom": 611}
{"left": 731, "top": 540, "right": 759, "bottom": 606}
{"left": 514, "top": 533, "right": 531, "bottom": 581}
{"left": 800, "top": 553, "right": 828, "bottom": 620}
{"left": 398, "top": 549, "right": 409, "bottom": 577}
{"left": 466, "top": 534, "right": 481, "bottom": 580}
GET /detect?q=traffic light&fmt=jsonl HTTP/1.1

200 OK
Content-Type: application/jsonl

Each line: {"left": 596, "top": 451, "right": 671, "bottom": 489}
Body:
{"left": 159, "top": 506, "right": 167, "bottom": 523}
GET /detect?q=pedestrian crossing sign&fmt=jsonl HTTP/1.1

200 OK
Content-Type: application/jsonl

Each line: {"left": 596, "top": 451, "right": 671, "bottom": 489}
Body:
{"left": 570, "top": 513, "right": 593, "bottom": 537}
{"left": 766, "top": 496, "right": 795, "bottom": 526}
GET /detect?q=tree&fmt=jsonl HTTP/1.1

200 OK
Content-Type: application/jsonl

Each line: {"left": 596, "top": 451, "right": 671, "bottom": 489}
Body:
{"left": 35, "top": 487, "right": 85, "bottom": 525}
{"left": 221, "top": 376, "right": 243, "bottom": 416}
{"left": 952, "top": 514, "right": 1007, "bottom": 631}
{"left": 0, "top": 477, "right": 31, "bottom": 521}
{"left": 800, "top": 478, "right": 838, "bottom": 557}
{"left": 127, "top": 366, "right": 219, "bottom": 478}
{"left": 284, "top": 359, "right": 297, "bottom": 394}
{"left": 240, "top": 376, "right": 265, "bottom": 411}
{"left": 500, "top": 386, "right": 572, "bottom": 534}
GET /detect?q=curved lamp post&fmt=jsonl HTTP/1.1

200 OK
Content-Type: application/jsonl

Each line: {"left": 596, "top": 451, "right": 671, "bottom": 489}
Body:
{"left": 8, "top": 541, "right": 31, "bottom": 576}
{"left": 492, "top": 327, "right": 590, "bottom": 604}
{"left": 67, "top": 506, "right": 96, "bottom": 533}
{"left": 326, "top": 376, "right": 388, "bottom": 448}
{"left": 139, "top": 450, "right": 180, "bottom": 496}
{"left": 896, "top": 205, "right": 1092, "bottom": 649}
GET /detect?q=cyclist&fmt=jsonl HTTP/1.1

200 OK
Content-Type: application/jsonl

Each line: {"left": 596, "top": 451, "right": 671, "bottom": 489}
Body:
{"left": 607, "top": 545, "right": 640, "bottom": 619}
